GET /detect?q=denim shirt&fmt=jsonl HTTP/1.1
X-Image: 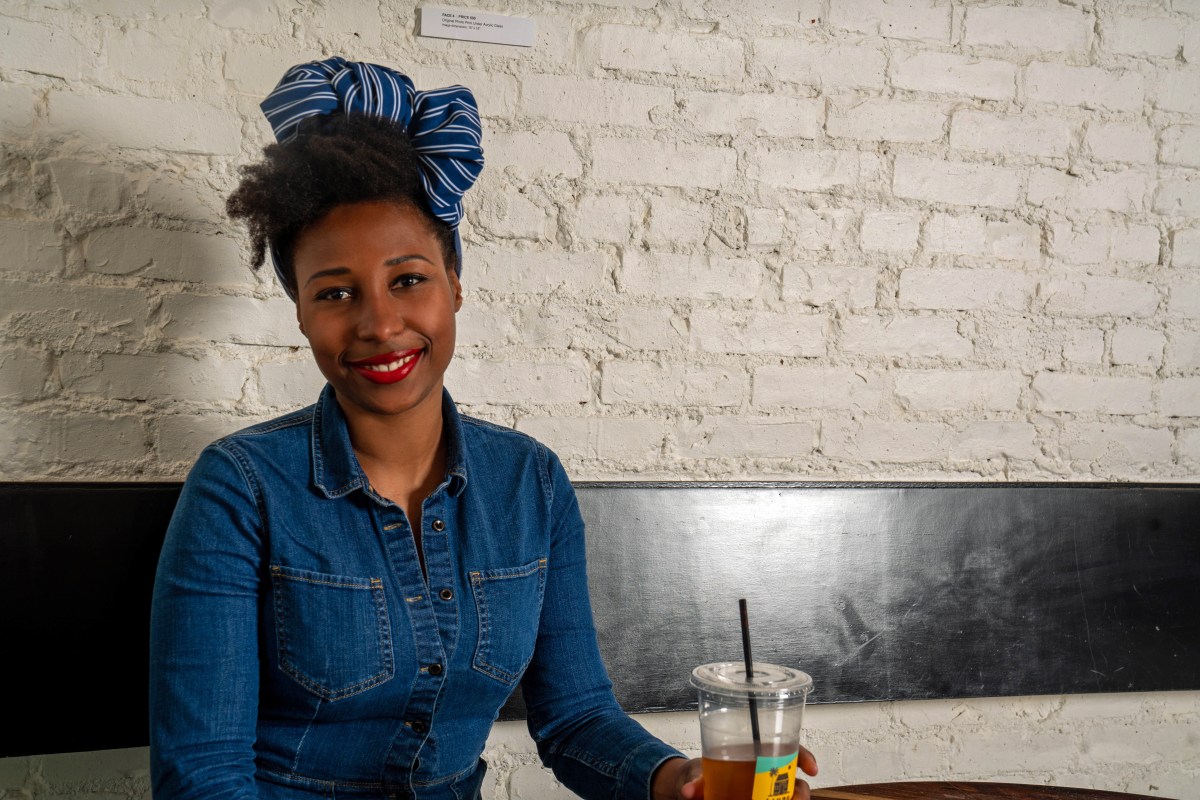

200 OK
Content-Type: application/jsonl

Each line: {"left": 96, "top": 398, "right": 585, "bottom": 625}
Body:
{"left": 150, "top": 386, "right": 683, "bottom": 800}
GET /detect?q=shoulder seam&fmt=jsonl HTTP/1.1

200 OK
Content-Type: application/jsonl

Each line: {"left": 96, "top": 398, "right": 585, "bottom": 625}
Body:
{"left": 209, "top": 439, "right": 268, "bottom": 527}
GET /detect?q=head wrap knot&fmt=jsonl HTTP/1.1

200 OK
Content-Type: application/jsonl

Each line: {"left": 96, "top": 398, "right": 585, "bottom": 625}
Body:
{"left": 260, "top": 56, "right": 484, "bottom": 292}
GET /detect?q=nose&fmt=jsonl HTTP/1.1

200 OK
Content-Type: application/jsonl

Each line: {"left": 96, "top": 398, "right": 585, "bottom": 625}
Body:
{"left": 355, "top": 287, "right": 405, "bottom": 342}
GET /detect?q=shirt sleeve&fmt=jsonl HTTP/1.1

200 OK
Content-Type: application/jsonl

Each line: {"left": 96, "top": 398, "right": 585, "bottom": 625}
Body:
{"left": 149, "top": 443, "right": 263, "bottom": 800}
{"left": 520, "top": 449, "right": 686, "bottom": 800}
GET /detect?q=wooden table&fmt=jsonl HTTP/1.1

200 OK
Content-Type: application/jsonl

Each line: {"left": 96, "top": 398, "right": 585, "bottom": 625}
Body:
{"left": 812, "top": 782, "right": 1160, "bottom": 800}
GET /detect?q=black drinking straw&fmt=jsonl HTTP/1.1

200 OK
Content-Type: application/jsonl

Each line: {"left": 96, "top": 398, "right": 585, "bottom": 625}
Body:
{"left": 739, "top": 598, "right": 762, "bottom": 755}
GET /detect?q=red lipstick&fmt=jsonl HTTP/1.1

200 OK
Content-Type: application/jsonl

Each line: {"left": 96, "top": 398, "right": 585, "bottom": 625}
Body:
{"left": 346, "top": 348, "right": 423, "bottom": 385}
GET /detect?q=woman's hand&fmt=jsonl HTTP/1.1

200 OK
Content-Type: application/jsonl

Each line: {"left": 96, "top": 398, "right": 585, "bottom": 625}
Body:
{"left": 652, "top": 748, "right": 819, "bottom": 800}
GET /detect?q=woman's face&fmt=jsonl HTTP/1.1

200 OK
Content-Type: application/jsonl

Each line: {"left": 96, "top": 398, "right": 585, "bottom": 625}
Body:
{"left": 292, "top": 200, "right": 462, "bottom": 423}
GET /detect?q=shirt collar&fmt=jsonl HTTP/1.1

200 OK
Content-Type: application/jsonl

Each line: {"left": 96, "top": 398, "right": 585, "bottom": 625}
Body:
{"left": 311, "top": 384, "right": 469, "bottom": 499}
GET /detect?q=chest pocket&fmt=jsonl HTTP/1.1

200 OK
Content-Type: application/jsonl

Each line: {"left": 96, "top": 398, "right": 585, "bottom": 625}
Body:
{"left": 270, "top": 565, "right": 394, "bottom": 701}
{"left": 468, "top": 558, "right": 547, "bottom": 685}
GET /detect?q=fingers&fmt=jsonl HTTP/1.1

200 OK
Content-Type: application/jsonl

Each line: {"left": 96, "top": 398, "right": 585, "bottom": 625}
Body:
{"left": 798, "top": 745, "right": 819, "bottom": 776}
{"left": 680, "top": 773, "right": 704, "bottom": 800}
{"left": 793, "top": 778, "right": 811, "bottom": 800}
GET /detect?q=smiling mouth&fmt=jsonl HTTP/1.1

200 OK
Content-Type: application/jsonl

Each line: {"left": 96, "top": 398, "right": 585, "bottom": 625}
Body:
{"left": 360, "top": 354, "right": 417, "bottom": 373}
{"left": 348, "top": 349, "right": 423, "bottom": 384}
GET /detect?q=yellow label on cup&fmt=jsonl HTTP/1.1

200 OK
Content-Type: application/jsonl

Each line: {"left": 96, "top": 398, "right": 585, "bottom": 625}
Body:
{"left": 752, "top": 752, "right": 797, "bottom": 800}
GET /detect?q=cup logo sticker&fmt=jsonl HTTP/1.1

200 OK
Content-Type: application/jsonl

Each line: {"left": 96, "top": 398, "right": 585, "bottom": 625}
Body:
{"left": 752, "top": 752, "right": 797, "bottom": 800}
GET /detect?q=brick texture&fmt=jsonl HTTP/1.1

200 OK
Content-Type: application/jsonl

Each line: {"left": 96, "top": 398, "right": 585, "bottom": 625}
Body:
{"left": 2, "top": 1, "right": 1198, "bottom": 792}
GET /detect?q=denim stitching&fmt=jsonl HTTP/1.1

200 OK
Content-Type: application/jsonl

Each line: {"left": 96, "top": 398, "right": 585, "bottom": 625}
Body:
{"left": 259, "top": 768, "right": 386, "bottom": 790}
{"left": 559, "top": 744, "right": 620, "bottom": 779}
{"left": 469, "top": 559, "right": 547, "bottom": 684}
{"left": 536, "top": 442, "right": 553, "bottom": 513}
{"left": 291, "top": 696, "right": 323, "bottom": 773}
{"left": 231, "top": 410, "right": 312, "bottom": 436}
{"left": 270, "top": 566, "right": 394, "bottom": 701}
{"left": 409, "top": 759, "right": 478, "bottom": 787}
{"left": 214, "top": 441, "right": 267, "bottom": 524}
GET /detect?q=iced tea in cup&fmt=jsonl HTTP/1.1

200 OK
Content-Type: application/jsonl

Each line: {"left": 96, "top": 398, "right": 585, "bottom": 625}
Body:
{"left": 691, "top": 662, "right": 812, "bottom": 800}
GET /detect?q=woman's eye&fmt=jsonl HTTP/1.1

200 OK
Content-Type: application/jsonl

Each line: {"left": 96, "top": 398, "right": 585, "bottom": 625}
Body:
{"left": 394, "top": 274, "right": 427, "bottom": 289}
{"left": 316, "top": 287, "right": 352, "bottom": 301}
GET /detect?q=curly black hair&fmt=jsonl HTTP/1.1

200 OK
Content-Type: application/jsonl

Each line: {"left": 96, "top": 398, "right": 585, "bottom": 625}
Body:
{"left": 226, "top": 113, "right": 458, "bottom": 297}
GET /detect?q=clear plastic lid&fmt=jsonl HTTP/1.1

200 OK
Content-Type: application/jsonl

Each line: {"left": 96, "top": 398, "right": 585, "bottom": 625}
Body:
{"left": 690, "top": 661, "right": 813, "bottom": 701}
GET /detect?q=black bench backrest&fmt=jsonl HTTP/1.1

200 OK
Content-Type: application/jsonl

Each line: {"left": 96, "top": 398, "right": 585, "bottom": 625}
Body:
{"left": 3, "top": 482, "right": 1198, "bottom": 757}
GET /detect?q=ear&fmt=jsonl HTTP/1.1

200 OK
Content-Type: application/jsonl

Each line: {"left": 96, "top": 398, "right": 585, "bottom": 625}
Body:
{"left": 448, "top": 267, "right": 463, "bottom": 312}
{"left": 295, "top": 301, "right": 306, "bottom": 336}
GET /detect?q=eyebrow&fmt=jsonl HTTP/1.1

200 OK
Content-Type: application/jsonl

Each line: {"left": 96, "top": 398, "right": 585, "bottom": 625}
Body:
{"left": 302, "top": 255, "right": 435, "bottom": 288}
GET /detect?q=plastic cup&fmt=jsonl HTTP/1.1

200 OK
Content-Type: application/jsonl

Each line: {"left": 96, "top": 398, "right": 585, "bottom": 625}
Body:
{"left": 690, "top": 662, "right": 812, "bottom": 800}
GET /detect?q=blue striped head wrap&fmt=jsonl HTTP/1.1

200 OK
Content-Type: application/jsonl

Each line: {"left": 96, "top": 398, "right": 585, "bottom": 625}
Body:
{"left": 260, "top": 56, "right": 484, "bottom": 295}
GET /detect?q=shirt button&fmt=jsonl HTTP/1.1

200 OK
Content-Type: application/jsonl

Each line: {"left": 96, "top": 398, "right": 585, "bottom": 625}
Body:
{"left": 410, "top": 720, "right": 427, "bottom": 734}
{"left": 439, "top": 588, "right": 454, "bottom": 601}
{"left": 431, "top": 518, "right": 445, "bottom": 532}
{"left": 428, "top": 663, "right": 443, "bottom": 676}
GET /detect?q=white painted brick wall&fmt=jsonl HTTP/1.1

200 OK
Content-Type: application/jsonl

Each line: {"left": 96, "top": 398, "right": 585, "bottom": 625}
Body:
{"left": 1102, "top": 15, "right": 1183, "bottom": 58}
{"left": 1085, "top": 121, "right": 1157, "bottom": 164}
{"left": 48, "top": 92, "right": 240, "bottom": 154}
{"left": 83, "top": 227, "right": 249, "bottom": 286}
{"left": 1162, "top": 125, "right": 1200, "bottom": 168}
{"left": 782, "top": 262, "right": 878, "bottom": 308}
{"left": 601, "top": 360, "right": 745, "bottom": 407}
{"left": 1028, "top": 169, "right": 1150, "bottom": 214}
{"left": 1043, "top": 276, "right": 1162, "bottom": 318}
{"left": 756, "top": 39, "right": 888, "bottom": 89}
{"left": 683, "top": 91, "right": 823, "bottom": 138}
{"left": 60, "top": 352, "right": 250, "bottom": 403}
{"left": 0, "top": 15, "right": 88, "bottom": 80}
{"left": 611, "top": 307, "right": 688, "bottom": 351}
{"left": 893, "top": 369, "right": 1024, "bottom": 412}
{"left": 1024, "top": 62, "right": 1145, "bottom": 113}
{"left": 1061, "top": 422, "right": 1174, "bottom": 467}
{"left": 965, "top": 5, "right": 1092, "bottom": 54}
{"left": 592, "top": 139, "right": 736, "bottom": 189}
{"left": 595, "top": 25, "right": 744, "bottom": 79}
{"left": 890, "top": 52, "right": 1016, "bottom": 100}
{"left": 2, "top": 0, "right": 1198, "bottom": 797}
{"left": 1168, "top": 329, "right": 1200, "bottom": 370}
{"left": 828, "top": 0, "right": 950, "bottom": 43}
{"left": 0, "top": 220, "right": 64, "bottom": 274}
{"left": 621, "top": 252, "right": 761, "bottom": 300}
{"left": 828, "top": 99, "right": 947, "bottom": 144}
{"left": 1051, "top": 222, "right": 1160, "bottom": 266}
{"left": 860, "top": 212, "right": 920, "bottom": 253}
{"left": 1163, "top": 377, "right": 1200, "bottom": 416}
{"left": 1157, "top": 67, "right": 1200, "bottom": 114}
{"left": 754, "top": 149, "right": 881, "bottom": 192}
{"left": 752, "top": 366, "right": 886, "bottom": 410}
{"left": 1060, "top": 325, "right": 1104, "bottom": 366}
{"left": 949, "top": 110, "right": 1074, "bottom": 159}
{"left": 448, "top": 358, "right": 591, "bottom": 405}
{"left": 647, "top": 196, "right": 711, "bottom": 247}
{"left": 522, "top": 76, "right": 671, "bottom": 128}
{"left": 840, "top": 315, "right": 974, "bottom": 359}
{"left": 674, "top": 415, "right": 817, "bottom": 459}
{"left": 1032, "top": 373, "right": 1153, "bottom": 415}
{"left": 893, "top": 156, "right": 1021, "bottom": 208}
{"left": 690, "top": 309, "right": 826, "bottom": 357}
{"left": 923, "top": 214, "right": 1039, "bottom": 261}
{"left": 48, "top": 159, "right": 127, "bottom": 213}
{"left": 900, "top": 268, "right": 1036, "bottom": 312}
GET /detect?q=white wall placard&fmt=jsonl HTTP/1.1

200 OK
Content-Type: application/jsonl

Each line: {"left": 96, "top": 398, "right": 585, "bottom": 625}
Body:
{"left": 419, "top": 6, "right": 535, "bottom": 47}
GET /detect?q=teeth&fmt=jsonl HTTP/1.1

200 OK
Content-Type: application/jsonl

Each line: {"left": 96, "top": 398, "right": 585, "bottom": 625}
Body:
{"left": 361, "top": 353, "right": 417, "bottom": 373}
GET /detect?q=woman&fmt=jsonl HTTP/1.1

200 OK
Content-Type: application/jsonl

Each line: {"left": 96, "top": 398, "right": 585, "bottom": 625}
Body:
{"left": 149, "top": 57, "right": 817, "bottom": 800}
